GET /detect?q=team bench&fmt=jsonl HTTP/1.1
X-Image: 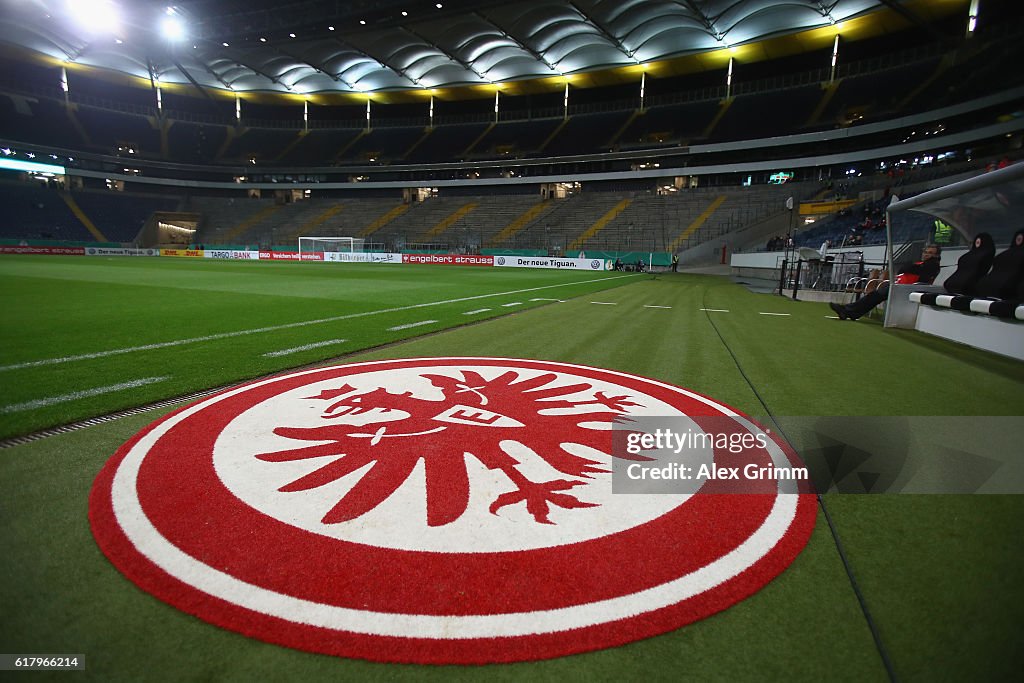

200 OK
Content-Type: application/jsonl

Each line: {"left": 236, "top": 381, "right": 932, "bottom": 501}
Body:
{"left": 907, "top": 291, "right": 1024, "bottom": 360}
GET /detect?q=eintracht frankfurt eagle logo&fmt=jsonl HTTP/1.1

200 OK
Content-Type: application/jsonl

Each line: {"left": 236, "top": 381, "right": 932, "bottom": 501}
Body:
{"left": 90, "top": 358, "right": 815, "bottom": 664}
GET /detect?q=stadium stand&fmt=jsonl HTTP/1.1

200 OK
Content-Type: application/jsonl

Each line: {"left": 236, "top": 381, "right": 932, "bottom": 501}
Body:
{"left": 75, "top": 106, "right": 161, "bottom": 157}
{"left": 219, "top": 128, "right": 302, "bottom": 164}
{"left": 0, "top": 5, "right": 1019, "bottom": 261}
{"left": 0, "top": 96, "right": 85, "bottom": 150}
{"left": 341, "top": 126, "right": 426, "bottom": 164}
{"left": 469, "top": 119, "right": 563, "bottom": 159}
{"left": 166, "top": 121, "right": 229, "bottom": 165}
{"left": 69, "top": 190, "right": 181, "bottom": 243}
{"left": 618, "top": 100, "right": 720, "bottom": 148}
{"left": 713, "top": 86, "right": 822, "bottom": 142}
{"left": 541, "top": 111, "right": 633, "bottom": 156}
{"left": 405, "top": 123, "right": 492, "bottom": 163}
{"left": 0, "top": 181, "right": 96, "bottom": 242}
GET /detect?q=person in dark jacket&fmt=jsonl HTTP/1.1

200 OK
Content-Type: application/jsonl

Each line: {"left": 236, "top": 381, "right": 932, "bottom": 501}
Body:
{"left": 830, "top": 244, "right": 941, "bottom": 320}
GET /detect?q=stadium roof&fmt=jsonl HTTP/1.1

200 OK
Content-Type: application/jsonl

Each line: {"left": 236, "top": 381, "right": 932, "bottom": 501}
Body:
{"left": 0, "top": 0, "right": 969, "bottom": 100}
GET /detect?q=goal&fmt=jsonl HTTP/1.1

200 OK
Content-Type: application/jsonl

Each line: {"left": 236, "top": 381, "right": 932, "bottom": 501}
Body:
{"left": 298, "top": 236, "right": 366, "bottom": 257}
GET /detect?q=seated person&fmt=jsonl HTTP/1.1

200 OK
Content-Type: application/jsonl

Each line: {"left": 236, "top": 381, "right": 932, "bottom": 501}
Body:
{"left": 942, "top": 232, "right": 996, "bottom": 296}
{"left": 975, "top": 229, "right": 1024, "bottom": 299}
{"left": 830, "top": 245, "right": 941, "bottom": 320}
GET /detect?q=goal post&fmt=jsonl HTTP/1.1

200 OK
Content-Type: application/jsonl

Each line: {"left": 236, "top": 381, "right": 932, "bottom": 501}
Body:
{"left": 298, "top": 236, "right": 366, "bottom": 257}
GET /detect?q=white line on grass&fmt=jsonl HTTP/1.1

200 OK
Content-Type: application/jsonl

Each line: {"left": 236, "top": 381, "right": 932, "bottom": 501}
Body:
{"left": 0, "top": 274, "right": 637, "bottom": 372}
{"left": 825, "top": 315, "right": 841, "bottom": 319}
{"left": 591, "top": 301, "right": 617, "bottom": 305}
{"left": 700, "top": 308, "right": 730, "bottom": 312}
{"left": 530, "top": 298, "right": 563, "bottom": 302}
{"left": 644, "top": 305, "right": 672, "bottom": 309}
{"left": 501, "top": 302, "right": 523, "bottom": 307}
{"left": 758, "top": 312, "right": 791, "bottom": 316}
{"left": 388, "top": 320, "right": 437, "bottom": 331}
{"left": 0, "top": 377, "right": 169, "bottom": 414}
{"left": 262, "top": 339, "right": 347, "bottom": 358}
{"left": 463, "top": 308, "right": 491, "bottom": 315}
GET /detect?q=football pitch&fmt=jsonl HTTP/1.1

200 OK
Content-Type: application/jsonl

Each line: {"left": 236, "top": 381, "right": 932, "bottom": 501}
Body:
{"left": 1, "top": 255, "right": 1022, "bottom": 680}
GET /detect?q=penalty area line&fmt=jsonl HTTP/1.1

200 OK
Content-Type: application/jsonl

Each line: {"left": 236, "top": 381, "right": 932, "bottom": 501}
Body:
{"left": 0, "top": 377, "right": 169, "bottom": 414}
{"left": 0, "top": 273, "right": 636, "bottom": 372}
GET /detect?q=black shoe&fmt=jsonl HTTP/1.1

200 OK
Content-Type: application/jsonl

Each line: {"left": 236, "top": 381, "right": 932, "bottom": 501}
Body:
{"left": 829, "top": 302, "right": 848, "bottom": 320}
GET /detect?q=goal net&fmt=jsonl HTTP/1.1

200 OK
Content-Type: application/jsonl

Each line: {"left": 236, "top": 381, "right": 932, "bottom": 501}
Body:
{"left": 298, "top": 236, "right": 366, "bottom": 257}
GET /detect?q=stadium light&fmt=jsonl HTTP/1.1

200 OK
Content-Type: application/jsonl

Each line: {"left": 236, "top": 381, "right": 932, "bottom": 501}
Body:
{"left": 967, "top": 0, "right": 980, "bottom": 35}
{"left": 67, "top": 0, "right": 120, "bottom": 34}
{"left": 161, "top": 8, "right": 186, "bottom": 42}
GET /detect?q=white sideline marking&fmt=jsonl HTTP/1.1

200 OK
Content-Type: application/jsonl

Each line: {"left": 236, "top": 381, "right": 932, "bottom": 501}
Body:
{"left": 591, "top": 301, "right": 617, "bottom": 305}
{"left": 825, "top": 315, "right": 841, "bottom": 319}
{"left": 0, "top": 377, "right": 169, "bottom": 414}
{"left": 501, "top": 302, "right": 523, "bottom": 307}
{"left": 463, "top": 308, "right": 491, "bottom": 315}
{"left": 530, "top": 298, "right": 563, "bottom": 302}
{"left": 644, "top": 305, "right": 672, "bottom": 309}
{"left": 700, "top": 308, "right": 730, "bottom": 313}
{"left": 758, "top": 312, "right": 791, "bottom": 316}
{"left": 0, "top": 274, "right": 635, "bottom": 373}
{"left": 262, "top": 339, "right": 347, "bottom": 358}
{"left": 388, "top": 320, "right": 437, "bottom": 331}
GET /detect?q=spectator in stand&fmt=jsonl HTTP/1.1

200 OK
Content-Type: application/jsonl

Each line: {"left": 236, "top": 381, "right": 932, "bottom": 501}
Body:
{"left": 830, "top": 244, "right": 941, "bottom": 321}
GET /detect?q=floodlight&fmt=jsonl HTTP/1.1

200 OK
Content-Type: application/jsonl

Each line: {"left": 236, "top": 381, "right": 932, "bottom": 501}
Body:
{"left": 161, "top": 14, "right": 186, "bottom": 42}
{"left": 66, "top": 0, "right": 119, "bottom": 34}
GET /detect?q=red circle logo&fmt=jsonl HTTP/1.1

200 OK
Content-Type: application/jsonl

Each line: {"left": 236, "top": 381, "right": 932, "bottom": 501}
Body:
{"left": 89, "top": 358, "right": 816, "bottom": 663}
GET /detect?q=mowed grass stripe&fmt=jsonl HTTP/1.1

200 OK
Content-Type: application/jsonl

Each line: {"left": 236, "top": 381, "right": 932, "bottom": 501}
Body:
{"left": 0, "top": 257, "right": 638, "bottom": 438}
{"left": 0, "top": 270, "right": 635, "bottom": 372}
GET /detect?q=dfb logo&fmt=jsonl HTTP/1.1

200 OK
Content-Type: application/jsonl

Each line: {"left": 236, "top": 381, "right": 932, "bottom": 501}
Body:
{"left": 90, "top": 358, "right": 815, "bottom": 664}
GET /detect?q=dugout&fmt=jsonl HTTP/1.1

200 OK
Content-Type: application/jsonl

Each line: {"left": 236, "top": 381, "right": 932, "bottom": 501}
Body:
{"left": 884, "top": 161, "right": 1024, "bottom": 359}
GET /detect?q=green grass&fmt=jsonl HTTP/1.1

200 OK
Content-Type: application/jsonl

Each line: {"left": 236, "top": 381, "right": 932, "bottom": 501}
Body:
{"left": 1, "top": 256, "right": 1022, "bottom": 681}
{"left": 0, "top": 256, "right": 637, "bottom": 439}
